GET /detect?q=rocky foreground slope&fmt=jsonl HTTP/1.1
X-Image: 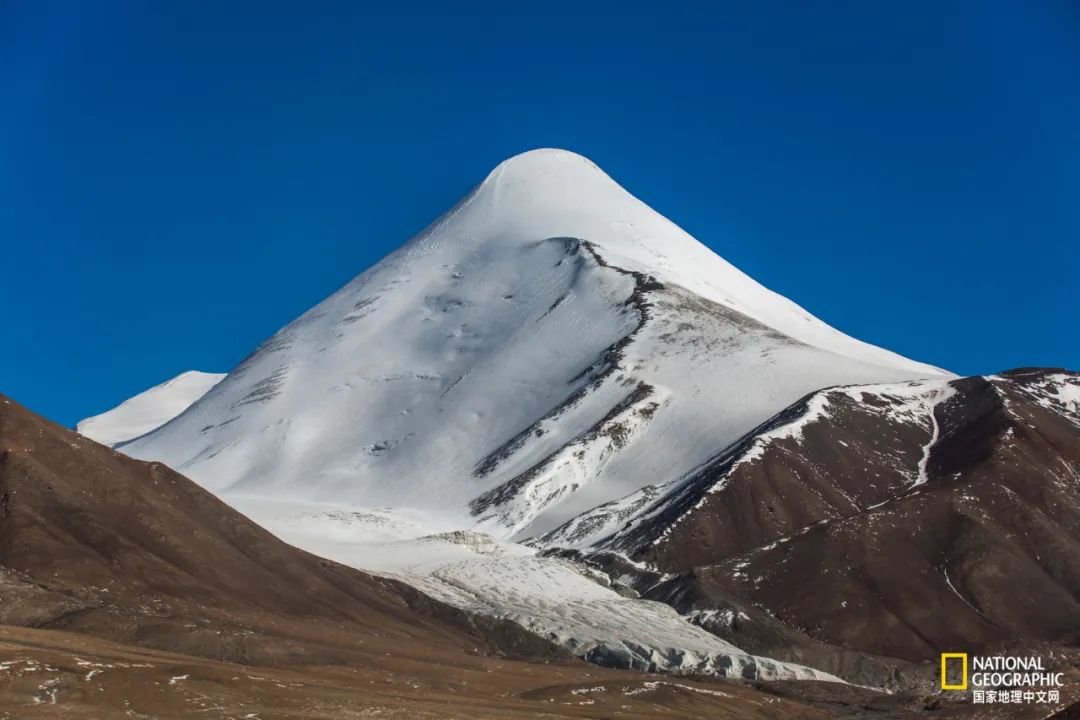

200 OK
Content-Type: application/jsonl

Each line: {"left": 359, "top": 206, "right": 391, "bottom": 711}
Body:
{"left": 0, "top": 393, "right": 560, "bottom": 666}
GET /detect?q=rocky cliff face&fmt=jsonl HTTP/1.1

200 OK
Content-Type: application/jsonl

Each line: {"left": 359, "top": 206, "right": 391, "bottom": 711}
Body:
{"left": 550, "top": 370, "right": 1080, "bottom": 674}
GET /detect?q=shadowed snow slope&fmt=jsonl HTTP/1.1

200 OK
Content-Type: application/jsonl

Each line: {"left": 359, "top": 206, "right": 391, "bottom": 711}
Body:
{"left": 115, "top": 148, "right": 947, "bottom": 538}
{"left": 76, "top": 371, "right": 225, "bottom": 446}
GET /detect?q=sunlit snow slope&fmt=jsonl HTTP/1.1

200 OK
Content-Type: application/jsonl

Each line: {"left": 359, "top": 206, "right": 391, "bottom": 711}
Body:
{"left": 76, "top": 371, "right": 225, "bottom": 446}
{"left": 119, "top": 149, "right": 948, "bottom": 538}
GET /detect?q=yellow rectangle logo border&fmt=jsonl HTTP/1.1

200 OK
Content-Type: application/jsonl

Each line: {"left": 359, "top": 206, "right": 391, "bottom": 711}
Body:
{"left": 941, "top": 652, "right": 968, "bottom": 690}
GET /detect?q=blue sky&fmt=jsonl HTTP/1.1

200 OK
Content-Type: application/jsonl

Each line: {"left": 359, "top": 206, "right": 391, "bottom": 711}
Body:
{"left": 3, "top": 1, "right": 1078, "bottom": 427}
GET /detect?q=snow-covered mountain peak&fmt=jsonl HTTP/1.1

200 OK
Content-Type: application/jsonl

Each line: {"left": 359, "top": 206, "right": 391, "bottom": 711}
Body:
{"left": 478, "top": 148, "right": 618, "bottom": 206}
{"left": 486, "top": 147, "right": 605, "bottom": 179}
{"left": 401, "top": 149, "right": 945, "bottom": 375}
{"left": 433, "top": 147, "right": 699, "bottom": 259}
{"left": 76, "top": 370, "right": 225, "bottom": 447}
{"left": 116, "top": 152, "right": 946, "bottom": 535}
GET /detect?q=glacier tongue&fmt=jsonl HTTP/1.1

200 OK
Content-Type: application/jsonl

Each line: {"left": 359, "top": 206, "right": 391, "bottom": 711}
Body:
{"left": 229, "top": 495, "right": 840, "bottom": 683}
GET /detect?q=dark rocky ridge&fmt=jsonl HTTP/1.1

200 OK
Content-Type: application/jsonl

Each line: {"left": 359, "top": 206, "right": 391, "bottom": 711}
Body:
{"left": 539, "top": 370, "right": 1080, "bottom": 712}
{"left": 598, "top": 369, "right": 1080, "bottom": 666}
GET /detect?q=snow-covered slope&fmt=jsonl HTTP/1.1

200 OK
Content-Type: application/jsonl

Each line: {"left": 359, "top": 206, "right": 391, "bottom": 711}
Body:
{"left": 536, "top": 377, "right": 959, "bottom": 556}
{"left": 118, "top": 148, "right": 948, "bottom": 538}
{"left": 76, "top": 371, "right": 225, "bottom": 446}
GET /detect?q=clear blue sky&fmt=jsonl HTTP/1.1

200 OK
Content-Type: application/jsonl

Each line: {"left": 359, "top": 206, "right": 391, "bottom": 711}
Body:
{"left": 3, "top": 1, "right": 1078, "bottom": 427}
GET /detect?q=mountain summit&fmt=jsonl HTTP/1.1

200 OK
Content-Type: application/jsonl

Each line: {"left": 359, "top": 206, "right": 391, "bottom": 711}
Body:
{"left": 117, "top": 149, "right": 945, "bottom": 538}
{"left": 400, "top": 148, "right": 942, "bottom": 371}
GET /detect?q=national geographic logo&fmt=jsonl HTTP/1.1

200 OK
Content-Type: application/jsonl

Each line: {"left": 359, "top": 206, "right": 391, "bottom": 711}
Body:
{"left": 941, "top": 653, "right": 968, "bottom": 690}
{"left": 941, "top": 653, "right": 1064, "bottom": 705}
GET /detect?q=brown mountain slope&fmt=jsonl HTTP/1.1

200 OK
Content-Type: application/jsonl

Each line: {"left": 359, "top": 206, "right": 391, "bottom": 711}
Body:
{"left": 0, "top": 392, "right": 836, "bottom": 719}
{"left": 539, "top": 370, "right": 1080, "bottom": 711}
{"left": 605, "top": 370, "right": 1080, "bottom": 664}
{"left": 0, "top": 391, "right": 558, "bottom": 665}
